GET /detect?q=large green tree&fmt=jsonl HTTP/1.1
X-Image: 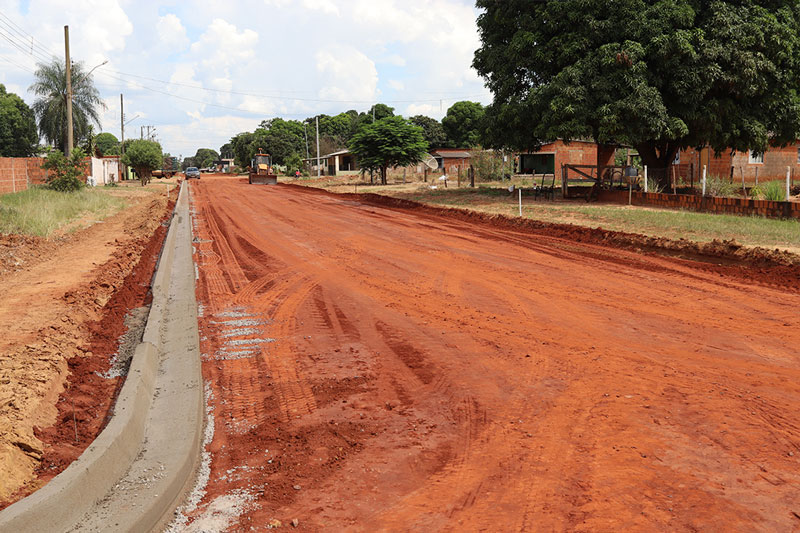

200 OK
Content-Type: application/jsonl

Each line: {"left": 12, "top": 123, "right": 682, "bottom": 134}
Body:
{"left": 348, "top": 116, "right": 428, "bottom": 184}
{"left": 410, "top": 115, "right": 448, "bottom": 148}
{"left": 95, "top": 132, "right": 120, "bottom": 156}
{"left": 0, "top": 84, "right": 38, "bottom": 156}
{"left": 193, "top": 148, "right": 219, "bottom": 168}
{"left": 473, "top": 1, "right": 800, "bottom": 184}
{"left": 122, "top": 139, "right": 162, "bottom": 185}
{"left": 29, "top": 59, "right": 104, "bottom": 153}
{"left": 441, "top": 101, "right": 485, "bottom": 148}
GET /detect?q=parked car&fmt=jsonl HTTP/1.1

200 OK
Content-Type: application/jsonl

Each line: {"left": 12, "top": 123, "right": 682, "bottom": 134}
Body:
{"left": 185, "top": 167, "right": 201, "bottom": 179}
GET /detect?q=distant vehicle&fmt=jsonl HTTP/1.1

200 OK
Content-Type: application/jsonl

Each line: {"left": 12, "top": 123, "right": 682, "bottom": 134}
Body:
{"left": 185, "top": 167, "right": 201, "bottom": 179}
{"left": 249, "top": 150, "right": 278, "bottom": 185}
{"left": 152, "top": 156, "right": 181, "bottom": 179}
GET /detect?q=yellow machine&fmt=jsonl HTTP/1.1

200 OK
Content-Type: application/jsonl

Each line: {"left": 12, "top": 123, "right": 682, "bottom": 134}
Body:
{"left": 249, "top": 150, "right": 278, "bottom": 185}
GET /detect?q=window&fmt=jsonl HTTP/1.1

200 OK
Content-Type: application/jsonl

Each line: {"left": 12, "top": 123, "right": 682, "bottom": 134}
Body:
{"left": 673, "top": 150, "right": 680, "bottom": 165}
{"left": 749, "top": 150, "right": 764, "bottom": 164}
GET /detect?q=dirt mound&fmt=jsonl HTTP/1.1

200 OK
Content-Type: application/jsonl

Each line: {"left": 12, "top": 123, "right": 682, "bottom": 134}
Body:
{"left": 0, "top": 196, "right": 173, "bottom": 508}
{"left": 0, "top": 234, "right": 60, "bottom": 275}
{"left": 288, "top": 186, "right": 800, "bottom": 290}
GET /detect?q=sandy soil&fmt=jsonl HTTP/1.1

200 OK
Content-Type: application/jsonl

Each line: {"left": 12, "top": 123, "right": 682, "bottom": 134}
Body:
{"left": 0, "top": 192, "right": 172, "bottom": 506}
{"left": 186, "top": 175, "right": 800, "bottom": 531}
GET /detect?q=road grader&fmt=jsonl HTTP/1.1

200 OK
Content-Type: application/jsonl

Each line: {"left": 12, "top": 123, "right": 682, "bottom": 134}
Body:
{"left": 249, "top": 150, "right": 278, "bottom": 185}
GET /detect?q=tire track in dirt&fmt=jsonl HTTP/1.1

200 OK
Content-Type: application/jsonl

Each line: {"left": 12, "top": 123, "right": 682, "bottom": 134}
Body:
{"left": 184, "top": 176, "right": 800, "bottom": 532}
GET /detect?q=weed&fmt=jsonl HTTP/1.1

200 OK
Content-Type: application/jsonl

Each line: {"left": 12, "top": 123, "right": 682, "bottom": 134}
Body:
{"left": 705, "top": 175, "right": 738, "bottom": 197}
{"left": 0, "top": 187, "right": 126, "bottom": 237}
{"left": 762, "top": 180, "right": 786, "bottom": 202}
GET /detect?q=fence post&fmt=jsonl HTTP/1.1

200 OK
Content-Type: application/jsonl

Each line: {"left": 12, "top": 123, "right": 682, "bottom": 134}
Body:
{"left": 702, "top": 165, "right": 707, "bottom": 196}
{"left": 643, "top": 165, "right": 648, "bottom": 193}
{"left": 787, "top": 166, "right": 791, "bottom": 201}
{"left": 690, "top": 162, "right": 694, "bottom": 190}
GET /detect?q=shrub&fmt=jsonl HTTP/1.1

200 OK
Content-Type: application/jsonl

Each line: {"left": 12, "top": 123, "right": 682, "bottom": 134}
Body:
{"left": 41, "top": 148, "right": 87, "bottom": 192}
{"left": 705, "top": 175, "right": 738, "bottom": 197}
{"left": 762, "top": 180, "right": 786, "bottom": 202}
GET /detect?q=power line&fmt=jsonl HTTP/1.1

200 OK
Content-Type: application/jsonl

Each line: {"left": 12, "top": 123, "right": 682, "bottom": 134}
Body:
{"left": 0, "top": 10, "right": 59, "bottom": 58}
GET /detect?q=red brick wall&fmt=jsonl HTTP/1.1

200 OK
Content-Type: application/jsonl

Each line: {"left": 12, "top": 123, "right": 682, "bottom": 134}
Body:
{"left": 533, "top": 140, "right": 599, "bottom": 172}
{"left": 0, "top": 157, "right": 49, "bottom": 195}
{"left": 672, "top": 145, "right": 800, "bottom": 183}
{"left": 596, "top": 189, "right": 800, "bottom": 220}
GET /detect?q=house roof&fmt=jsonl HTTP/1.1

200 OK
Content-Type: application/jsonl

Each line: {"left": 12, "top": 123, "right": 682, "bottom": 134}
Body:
{"left": 431, "top": 149, "right": 472, "bottom": 158}
{"left": 302, "top": 149, "right": 352, "bottom": 161}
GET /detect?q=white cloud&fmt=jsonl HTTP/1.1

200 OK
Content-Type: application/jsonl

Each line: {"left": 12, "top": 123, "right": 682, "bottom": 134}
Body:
{"left": 388, "top": 79, "right": 404, "bottom": 91}
{"left": 190, "top": 19, "right": 259, "bottom": 72}
{"left": 302, "top": 0, "right": 340, "bottom": 15}
{"left": 316, "top": 45, "right": 378, "bottom": 102}
{"left": 156, "top": 14, "right": 190, "bottom": 51}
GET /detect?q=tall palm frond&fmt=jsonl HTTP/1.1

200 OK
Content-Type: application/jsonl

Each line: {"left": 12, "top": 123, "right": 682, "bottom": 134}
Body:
{"left": 29, "top": 59, "right": 105, "bottom": 153}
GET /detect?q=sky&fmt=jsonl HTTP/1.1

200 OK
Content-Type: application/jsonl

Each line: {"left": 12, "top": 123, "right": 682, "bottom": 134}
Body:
{"left": 0, "top": 0, "right": 491, "bottom": 158}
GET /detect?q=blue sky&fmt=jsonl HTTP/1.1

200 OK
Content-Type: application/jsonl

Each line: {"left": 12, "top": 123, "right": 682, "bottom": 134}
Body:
{"left": 0, "top": 0, "right": 490, "bottom": 158}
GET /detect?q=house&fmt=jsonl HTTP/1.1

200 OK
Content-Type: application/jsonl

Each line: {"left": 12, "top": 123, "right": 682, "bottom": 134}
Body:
{"left": 674, "top": 144, "right": 800, "bottom": 183}
{"left": 303, "top": 149, "right": 360, "bottom": 176}
{"left": 87, "top": 156, "right": 120, "bottom": 185}
{"left": 430, "top": 149, "right": 472, "bottom": 174}
{"left": 516, "top": 140, "right": 616, "bottom": 176}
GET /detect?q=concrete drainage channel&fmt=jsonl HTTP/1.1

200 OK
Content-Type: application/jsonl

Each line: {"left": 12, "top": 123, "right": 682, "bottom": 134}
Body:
{"left": 0, "top": 181, "right": 204, "bottom": 532}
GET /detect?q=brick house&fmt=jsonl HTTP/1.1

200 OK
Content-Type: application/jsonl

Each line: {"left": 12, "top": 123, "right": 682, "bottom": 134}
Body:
{"left": 516, "top": 140, "right": 616, "bottom": 175}
{"left": 430, "top": 149, "right": 472, "bottom": 174}
{"left": 670, "top": 143, "right": 800, "bottom": 183}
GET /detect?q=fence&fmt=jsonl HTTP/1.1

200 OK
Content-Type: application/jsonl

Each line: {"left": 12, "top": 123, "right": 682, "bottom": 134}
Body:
{"left": 596, "top": 189, "right": 800, "bottom": 220}
{"left": 0, "top": 157, "right": 49, "bottom": 194}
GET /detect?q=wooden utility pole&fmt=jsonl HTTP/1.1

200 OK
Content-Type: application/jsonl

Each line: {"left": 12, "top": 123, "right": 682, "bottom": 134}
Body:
{"left": 64, "top": 25, "right": 73, "bottom": 154}
{"left": 120, "top": 93, "right": 125, "bottom": 180}
{"left": 316, "top": 116, "right": 321, "bottom": 178}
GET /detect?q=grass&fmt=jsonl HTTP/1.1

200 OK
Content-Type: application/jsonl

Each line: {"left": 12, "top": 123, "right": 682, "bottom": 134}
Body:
{"left": 337, "top": 185, "right": 800, "bottom": 253}
{"left": 0, "top": 186, "right": 128, "bottom": 237}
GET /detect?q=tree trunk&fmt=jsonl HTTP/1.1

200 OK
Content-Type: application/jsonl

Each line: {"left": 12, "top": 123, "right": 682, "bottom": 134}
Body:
{"left": 635, "top": 142, "right": 680, "bottom": 190}
{"left": 381, "top": 165, "right": 387, "bottom": 185}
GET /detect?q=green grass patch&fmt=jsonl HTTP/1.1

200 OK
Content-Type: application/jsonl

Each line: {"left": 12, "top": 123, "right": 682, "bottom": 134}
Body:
{"left": 379, "top": 187, "right": 800, "bottom": 252}
{"left": 0, "top": 186, "right": 127, "bottom": 237}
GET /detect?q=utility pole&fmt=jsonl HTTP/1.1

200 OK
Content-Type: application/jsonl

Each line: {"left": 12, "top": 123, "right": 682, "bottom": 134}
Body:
{"left": 64, "top": 25, "right": 73, "bottom": 154}
{"left": 303, "top": 122, "right": 309, "bottom": 159}
{"left": 316, "top": 116, "right": 321, "bottom": 178}
{"left": 140, "top": 126, "right": 143, "bottom": 140}
{"left": 120, "top": 93, "right": 126, "bottom": 180}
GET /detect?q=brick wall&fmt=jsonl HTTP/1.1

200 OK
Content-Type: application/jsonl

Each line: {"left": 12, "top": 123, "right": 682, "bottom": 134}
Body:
{"left": 0, "top": 157, "right": 49, "bottom": 195}
{"left": 596, "top": 189, "right": 800, "bottom": 220}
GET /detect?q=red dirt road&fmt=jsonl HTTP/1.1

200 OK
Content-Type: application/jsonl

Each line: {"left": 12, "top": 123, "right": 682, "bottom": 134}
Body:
{"left": 187, "top": 175, "right": 800, "bottom": 531}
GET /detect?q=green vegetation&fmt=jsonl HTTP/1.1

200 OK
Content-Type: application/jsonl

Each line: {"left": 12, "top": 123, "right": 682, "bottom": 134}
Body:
{"left": 705, "top": 175, "right": 738, "bottom": 198}
{"left": 121, "top": 140, "right": 162, "bottom": 186}
{"left": 41, "top": 147, "right": 88, "bottom": 192}
{"left": 378, "top": 187, "right": 800, "bottom": 252}
{"left": 0, "top": 84, "right": 38, "bottom": 157}
{"left": 0, "top": 187, "right": 126, "bottom": 237}
{"left": 30, "top": 59, "right": 104, "bottom": 153}
{"left": 95, "top": 132, "right": 120, "bottom": 156}
{"left": 441, "top": 101, "right": 485, "bottom": 148}
{"left": 474, "top": 1, "right": 800, "bottom": 188}
{"left": 348, "top": 116, "right": 428, "bottom": 185}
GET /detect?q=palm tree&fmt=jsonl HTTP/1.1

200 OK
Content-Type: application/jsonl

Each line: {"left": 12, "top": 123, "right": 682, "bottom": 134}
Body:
{"left": 29, "top": 59, "right": 104, "bottom": 153}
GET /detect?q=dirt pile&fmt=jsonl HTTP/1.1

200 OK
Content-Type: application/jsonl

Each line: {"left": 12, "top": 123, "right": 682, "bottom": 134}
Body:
{"left": 300, "top": 188, "right": 800, "bottom": 290}
{"left": 0, "top": 195, "right": 172, "bottom": 508}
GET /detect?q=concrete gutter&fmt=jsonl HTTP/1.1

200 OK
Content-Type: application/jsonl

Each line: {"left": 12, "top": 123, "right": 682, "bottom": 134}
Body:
{"left": 0, "top": 181, "right": 203, "bottom": 532}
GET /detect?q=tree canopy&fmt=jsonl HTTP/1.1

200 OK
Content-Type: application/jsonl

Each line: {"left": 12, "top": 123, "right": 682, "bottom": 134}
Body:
{"left": 95, "top": 132, "right": 120, "bottom": 156}
{"left": 410, "top": 115, "right": 448, "bottom": 148}
{"left": 29, "top": 59, "right": 104, "bottom": 153}
{"left": 122, "top": 139, "right": 162, "bottom": 185}
{"left": 0, "top": 84, "right": 38, "bottom": 157}
{"left": 193, "top": 148, "right": 219, "bottom": 168}
{"left": 473, "top": 0, "right": 800, "bottom": 178}
{"left": 441, "top": 101, "right": 485, "bottom": 148}
{"left": 348, "top": 116, "right": 428, "bottom": 184}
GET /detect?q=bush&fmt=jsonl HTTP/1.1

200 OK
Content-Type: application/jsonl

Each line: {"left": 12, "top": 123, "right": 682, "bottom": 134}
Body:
{"left": 41, "top": 148, "right": 87, "bottom": 192}
{"left": 762, "top": 180, "right": 786, "bottom": 201}
{"left": 705, "top": 175, "right": 738, "bottom": 197}
{"left": 471, "top": 149, "right": 507, "bottom": 182}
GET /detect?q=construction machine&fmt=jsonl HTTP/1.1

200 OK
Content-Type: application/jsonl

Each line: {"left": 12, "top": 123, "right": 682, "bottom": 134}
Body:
{"left": 249, "top": 150, "right": 278, "bottom": 185}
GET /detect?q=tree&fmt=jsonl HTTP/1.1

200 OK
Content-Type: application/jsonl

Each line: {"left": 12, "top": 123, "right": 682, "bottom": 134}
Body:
{"left": 219, "top": 142, "right": 234, "bottom": 159}
{"left": 473, "top": 1, "right": 800, "bottom": 186}
{"left": 122, "top": 139, "right": 162, "bottom": 186}
{"left": 0, "top": 84, "right": 38, "bottom": 157}
{"left": 410, "top": 115, "right": 447, "bottom": 149}
{"left": 29, "top": 59, "right": 104, "bottom": 153}
{"left": 441, "top": 101, "right": 485, "bottom": 148}
{"left": 41, "top": 147, "right": 88, "bottom": 192}
{"left": 348, "top": 116, "right": 428, "bottom": 184}
{"left": 95, "top": 132, "right": 120, "bottom": 156}
{"left": 193, "top": 148, "right": 219, "bottom": 168}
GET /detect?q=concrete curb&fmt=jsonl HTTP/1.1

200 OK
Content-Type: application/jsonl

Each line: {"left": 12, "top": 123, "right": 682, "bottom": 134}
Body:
{"left": 0, "top": 182, "right": 203, "bottom": 532}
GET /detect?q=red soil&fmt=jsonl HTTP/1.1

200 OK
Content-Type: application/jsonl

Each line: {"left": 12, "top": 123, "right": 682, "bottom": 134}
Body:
{"left": 0, "top": 196, "right": 172, "bottom": 509}
{"left": 186, "top": 175, "right": 800, "bottom": 531}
